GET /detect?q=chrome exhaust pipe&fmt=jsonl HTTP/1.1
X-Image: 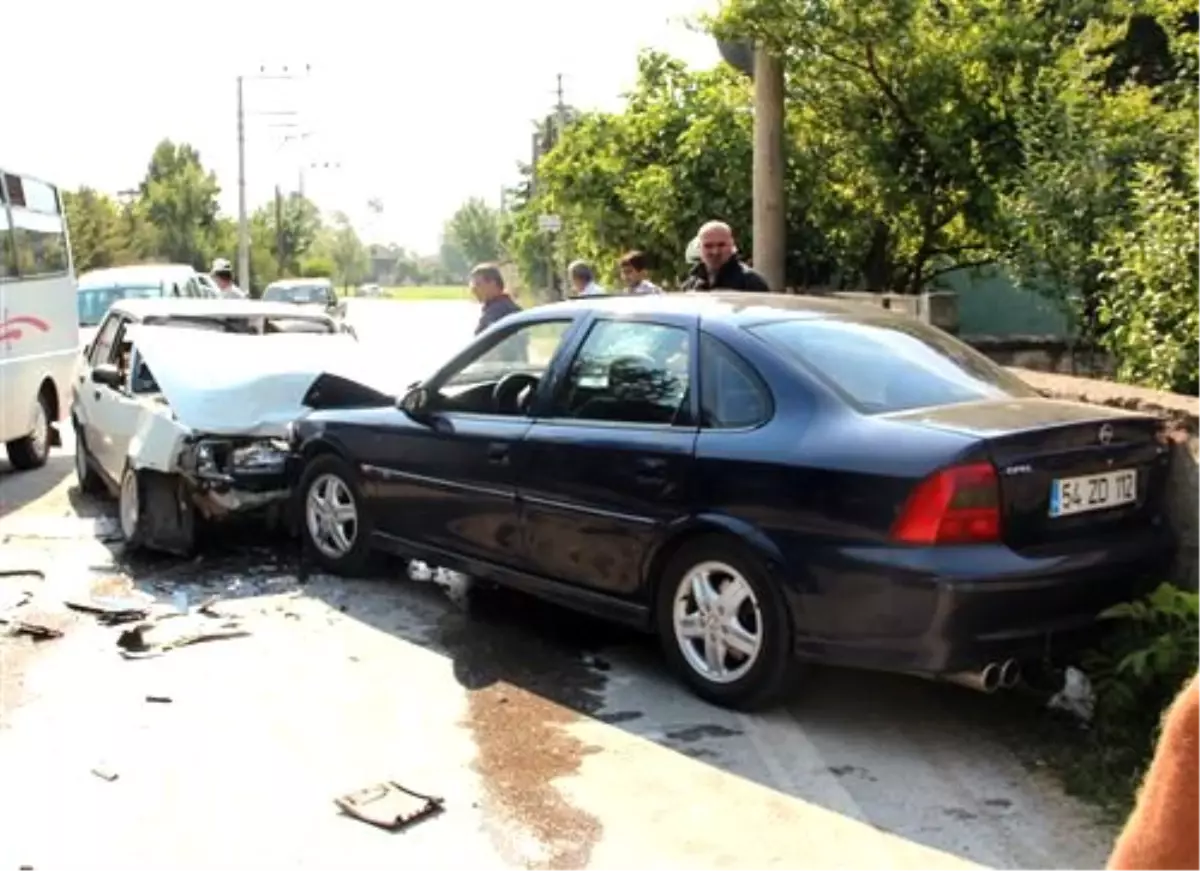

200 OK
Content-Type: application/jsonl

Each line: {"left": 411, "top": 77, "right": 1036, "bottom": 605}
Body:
{"left": 999, "top": 658, "right": 1021, "bottom": 689}
{"left": 942, "top": 662, "right": 1002, "bottom": 694}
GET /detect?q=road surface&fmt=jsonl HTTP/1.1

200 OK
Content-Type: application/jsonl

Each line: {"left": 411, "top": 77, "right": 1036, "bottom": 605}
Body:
{"left": 0, "top": 300, "right": 1116, "bottom": 870}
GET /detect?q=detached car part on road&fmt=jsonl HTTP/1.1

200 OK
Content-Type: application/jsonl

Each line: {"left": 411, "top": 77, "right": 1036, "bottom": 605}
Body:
{"left": 70, "top": 298, "right": 384, "bottom": 555}
{"left": 288, "top": 292, "right": 1175, "bottom": 711}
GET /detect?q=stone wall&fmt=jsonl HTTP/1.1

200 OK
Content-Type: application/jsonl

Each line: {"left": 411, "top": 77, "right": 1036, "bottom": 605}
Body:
{"left": 1010, "top": 367, "right": 1199, "bottom": 590}
{"left": 971, "top": 336, "right": 1114, "bottom": 377}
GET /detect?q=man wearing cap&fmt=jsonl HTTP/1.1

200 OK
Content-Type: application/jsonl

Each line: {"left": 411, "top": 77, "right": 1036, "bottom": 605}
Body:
{"left": 211, "top": 258, "right": 246, "bottom": 298}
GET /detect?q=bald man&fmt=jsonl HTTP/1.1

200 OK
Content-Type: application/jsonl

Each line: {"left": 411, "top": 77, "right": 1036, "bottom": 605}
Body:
{"left": 681, "top": 221, "right": 771, "bottom": 292}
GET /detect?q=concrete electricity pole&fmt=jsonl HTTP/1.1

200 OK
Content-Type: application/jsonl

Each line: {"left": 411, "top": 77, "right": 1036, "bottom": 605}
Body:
{"left": 752, "top": 48, "right": 786, "bottom": 292}
{"left": 235, "top": 64, "right": 311, "bottom": 292}
{"left": 717, "top": 39, "right": 787, "bottom": 291}
{"left": 236, "top": 76, "right": 248, "bottom": 290}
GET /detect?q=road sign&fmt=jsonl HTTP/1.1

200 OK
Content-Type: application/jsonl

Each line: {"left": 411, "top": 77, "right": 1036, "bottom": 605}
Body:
{"left": 538, "top": 214, "right": 562, "bottom": 232}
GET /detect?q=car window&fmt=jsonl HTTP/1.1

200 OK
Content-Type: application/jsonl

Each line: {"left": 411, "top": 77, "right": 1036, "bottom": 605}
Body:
{"left": 89, "top": 314, "right": 123, "bottom": 368}
{"left": 77, "top": 284, "right": 164, "bottom": 326}
{"left": 750, "top": 317, "right": 1038, "bottom": 414}
{"left": 444, "top": 321, "right": 572, "bottom": 390}
{"left": 554, "top": 320, "right": 691, "bottom": 426}
{"left": 699, "top": 334, "right": 771, "bottom": 429}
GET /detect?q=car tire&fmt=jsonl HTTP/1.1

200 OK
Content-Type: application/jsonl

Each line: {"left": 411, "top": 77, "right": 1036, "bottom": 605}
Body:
{"left": 73, "top": 424, "right": 106, "bottom": 495}
{"left": 655, "top": 536, "right": 795, "bottom": 711}
{"left": 5, "top": 391, "right": 53, "bottom": 471}
{"left": 297, "top": 453, "right": 373, "bottom": 576}
{"left": 118, "top": 466, "right": 152, "bottom": 549}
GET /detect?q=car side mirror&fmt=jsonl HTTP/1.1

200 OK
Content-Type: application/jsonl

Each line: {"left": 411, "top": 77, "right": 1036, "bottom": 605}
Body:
{"left": 91, "top": 363, "right": 124, "bottom": 389}
{"left": 399, "top": 385, "right": 432, "bottom": 420}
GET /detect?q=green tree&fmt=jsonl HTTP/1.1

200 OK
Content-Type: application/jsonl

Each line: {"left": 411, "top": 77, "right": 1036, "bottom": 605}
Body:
{"left": 63, "top": 188, "right": 130, "bottom": 273}
{"left": 505, "top": 51, "right": 835, "bottom": 290}
{"left": 136, "top": 140, "right": 223, "bottom": 269}
{"left": 256, "top": 192, "right": 322, "bottom": 277}
{"left": 316, "top": 212, "right": 370, "bottom": 290}
{"left": 710, "top": 0, "right": 1038, "bottom": 292}
{"left": 443, "top": 197, "right": 503, "bottom": 272}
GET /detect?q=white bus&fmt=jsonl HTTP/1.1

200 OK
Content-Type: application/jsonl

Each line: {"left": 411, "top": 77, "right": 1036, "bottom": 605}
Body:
{"left": 0, "top": 168, "right": 79, "bottom": 470}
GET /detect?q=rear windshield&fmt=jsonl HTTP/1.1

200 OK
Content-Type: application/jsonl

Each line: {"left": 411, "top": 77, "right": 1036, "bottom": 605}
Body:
{"left": 77, "top": 284, "right": 164, "bottom": 326}
{"left": 263, "top": 284, "right": 331, "bottom": 303}
{"left": 749, "top": 317, "right": 1037, "bottom": 414}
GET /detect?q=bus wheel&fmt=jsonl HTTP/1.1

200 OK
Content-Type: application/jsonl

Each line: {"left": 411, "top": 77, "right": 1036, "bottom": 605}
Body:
{"left": 6, "top": 392, "right": 53, "bottom": 471}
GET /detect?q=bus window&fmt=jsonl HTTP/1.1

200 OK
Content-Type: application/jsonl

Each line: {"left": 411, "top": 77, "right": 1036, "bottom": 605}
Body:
{"left": 0, "top": 208, "right": 16, "bottom": 279}
{"left": 10, "top": 208, "right": 67, "bottom": 277}
{"left": 18, "top": 177, "right": 61, "bottom": 215}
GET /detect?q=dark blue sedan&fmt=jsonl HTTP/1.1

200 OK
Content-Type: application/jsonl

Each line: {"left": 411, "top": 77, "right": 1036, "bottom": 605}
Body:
{"left": 289, "top": 292, "right": 1172, "bottom": 709}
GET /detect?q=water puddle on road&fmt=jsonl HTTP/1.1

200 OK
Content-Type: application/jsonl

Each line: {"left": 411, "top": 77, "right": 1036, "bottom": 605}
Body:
{"left": 431, "top": 588, "right": 626, "bottom": 869}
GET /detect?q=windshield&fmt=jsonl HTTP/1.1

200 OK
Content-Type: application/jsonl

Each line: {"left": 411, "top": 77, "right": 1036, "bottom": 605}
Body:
{"left": 749, "top": 316, "right": 1038, "bottom": 414}
{"left": 262, "top": 283, "right": 331, "bottom": 304}
{"left": 141, "top": 315, "right": 336, "bottom": 334}
{"left": 76, "top": 284, "right": 164, "bottom": 326}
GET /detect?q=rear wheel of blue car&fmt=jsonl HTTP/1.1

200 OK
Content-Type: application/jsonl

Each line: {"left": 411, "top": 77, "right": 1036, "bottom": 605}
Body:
{"left": 298, "top": 454, "right": 373, "bottom": 576}
{"left": 656, "top": 537, "right": 794, "bottom": 710}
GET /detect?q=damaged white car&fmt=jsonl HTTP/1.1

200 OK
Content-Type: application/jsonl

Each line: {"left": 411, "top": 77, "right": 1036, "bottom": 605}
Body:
{"left": 71, "top": 301, "right": 390, "bottom": 555}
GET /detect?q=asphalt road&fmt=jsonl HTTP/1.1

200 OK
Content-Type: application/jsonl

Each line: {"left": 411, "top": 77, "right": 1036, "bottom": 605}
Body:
{"left": 0, "top": 300, "right": 1117, "bottom": 870}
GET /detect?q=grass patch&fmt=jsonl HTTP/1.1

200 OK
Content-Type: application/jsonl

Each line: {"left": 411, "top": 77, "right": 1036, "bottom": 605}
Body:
{"left": 379, "top": 285, "right": 472, "bottom": 301}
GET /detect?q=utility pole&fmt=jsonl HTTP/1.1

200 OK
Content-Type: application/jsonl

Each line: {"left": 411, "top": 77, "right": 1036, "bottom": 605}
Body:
{"left": 274, "top": 184, "right": 284, "bottom": 272}
{"left": 752, "top": 48, "right": 786, "bottom": 292}
{"left": 235, "top": 64, "right": 311, "bottom": 293}
{"left": 236, "top": 76, "right": 249, "bottom": 291}
{"left": 554, "top": 73, "right": 567, "bottom": 144}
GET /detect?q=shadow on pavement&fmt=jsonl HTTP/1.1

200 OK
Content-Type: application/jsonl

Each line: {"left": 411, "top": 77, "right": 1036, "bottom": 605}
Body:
{"left": 291, "top": 557, "right": 1077, "bottom": 867}
{"left": 0, "top": 456, "right": 77, "bottom": 521}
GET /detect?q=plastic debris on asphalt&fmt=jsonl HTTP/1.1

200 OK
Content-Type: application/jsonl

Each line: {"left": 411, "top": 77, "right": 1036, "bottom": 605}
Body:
{"left": 1047, "top": 666, "right": 1095, "bottom": 723}
{"left": 334, "top": 780, "right": 445, "bottom": 831}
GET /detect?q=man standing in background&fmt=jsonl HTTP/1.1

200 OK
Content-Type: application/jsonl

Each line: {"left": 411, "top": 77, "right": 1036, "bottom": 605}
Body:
{"left": 568, "top": 261, "right": 606, "bottom": 297}
{"left": 469, "top": 263, "right": 522, "bottom": 334}
{"left": 618, "top": 251, "right": 662, "bottom": 295}
{"left": 210, "top": 258, "right": 246, "bottom": 298}
{"left": 681, "top": 221, "right": 771, "bottom": 292}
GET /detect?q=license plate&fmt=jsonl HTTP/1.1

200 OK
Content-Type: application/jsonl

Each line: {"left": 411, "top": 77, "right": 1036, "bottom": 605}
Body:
{"left": 1049, "top": 469, "right": 1138, "bottom": 518}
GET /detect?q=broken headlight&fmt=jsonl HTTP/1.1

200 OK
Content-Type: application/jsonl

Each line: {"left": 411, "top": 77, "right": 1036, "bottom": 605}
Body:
{"left": 188, "top": 438, "right": 290, "bottom": 481}
{"left": 229, "top": 441, "right": 289, "bottom": 475}
{"left": 194, "top": 441, "right": 220, "bottom": 477}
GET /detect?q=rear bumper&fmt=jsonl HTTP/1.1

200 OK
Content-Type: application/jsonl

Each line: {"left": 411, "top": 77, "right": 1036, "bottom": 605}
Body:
{"left": 786, "top": 526, "right": 1172, "bottom": 675}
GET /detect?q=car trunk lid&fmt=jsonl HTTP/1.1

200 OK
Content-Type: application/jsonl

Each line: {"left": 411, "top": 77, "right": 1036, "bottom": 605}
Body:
{"left": 884, "top": 398, "right": 1171, "bottom": 549}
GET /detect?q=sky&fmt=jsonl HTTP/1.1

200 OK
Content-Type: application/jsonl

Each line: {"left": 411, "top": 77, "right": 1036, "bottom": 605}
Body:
{"left": 3, "top": 0, "right": 720, "bottom": 256}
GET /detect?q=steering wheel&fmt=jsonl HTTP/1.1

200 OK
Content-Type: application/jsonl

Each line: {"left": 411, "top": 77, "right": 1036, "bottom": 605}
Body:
{"left": 492, "top": 372, "right": 540, "bottom": 414}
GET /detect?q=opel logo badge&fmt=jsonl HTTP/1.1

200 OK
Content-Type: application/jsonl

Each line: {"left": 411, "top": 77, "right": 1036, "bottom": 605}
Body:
{"left": 1098, "top": 423, "right": 1114, "bottom": 445}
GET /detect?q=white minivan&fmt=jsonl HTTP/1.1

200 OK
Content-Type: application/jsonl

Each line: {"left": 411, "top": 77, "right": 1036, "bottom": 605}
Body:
{"left": 0, "top": 168, "right": 80, "bottom": 469}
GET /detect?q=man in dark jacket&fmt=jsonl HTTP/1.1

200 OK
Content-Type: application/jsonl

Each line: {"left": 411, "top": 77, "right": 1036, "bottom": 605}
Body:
{"left": 470, "top": 263, "right": 522, "bottom": 334}
{"left": 681, "top": 221, "right": 771, "bottom": 292}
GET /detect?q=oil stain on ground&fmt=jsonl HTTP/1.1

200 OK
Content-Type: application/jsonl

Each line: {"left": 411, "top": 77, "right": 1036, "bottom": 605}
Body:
{"left": 432, "top": 585, "right": 634, "bottom": 870}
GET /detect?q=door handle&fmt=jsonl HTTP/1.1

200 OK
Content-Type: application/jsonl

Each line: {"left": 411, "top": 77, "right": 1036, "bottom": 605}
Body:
{"left": 486, "top": 442, "right": 510, "bottom": 466}
{"left": 634, "top": 457, "right": 669, "bottom": 484}
{"left": 93, "top": 390, "right": 101, "bottom": 401}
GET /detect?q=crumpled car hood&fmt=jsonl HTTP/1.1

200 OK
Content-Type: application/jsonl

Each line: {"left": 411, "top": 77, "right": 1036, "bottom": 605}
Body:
{"left": 128, "top": 325, "right": 396, "bottom": 437}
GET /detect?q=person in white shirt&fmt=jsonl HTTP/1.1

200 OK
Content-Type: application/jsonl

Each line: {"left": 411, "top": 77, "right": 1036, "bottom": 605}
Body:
{"left": 618, "top": 250, "right": 662, "bottom": 295}
{"left": 210, "top": 257, "right": 247, "bottom": 298}
{"left": 568, "top": 260, "right": 606, "bottom": 297}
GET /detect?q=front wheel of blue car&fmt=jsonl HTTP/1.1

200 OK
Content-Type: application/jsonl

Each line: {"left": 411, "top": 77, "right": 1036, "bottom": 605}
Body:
{"left": 656, "top": 537, "right": 795, "bottom": 711}
{"left": 298, "top": 454, "right": 374, "bottom": 576}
